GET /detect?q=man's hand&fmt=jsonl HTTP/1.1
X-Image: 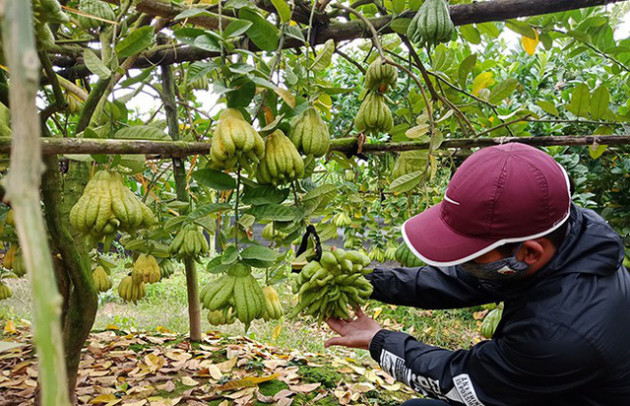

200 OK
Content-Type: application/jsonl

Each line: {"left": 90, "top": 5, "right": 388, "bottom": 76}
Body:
{"left": 324, "top": 307, "right": 382, "bottom": 350}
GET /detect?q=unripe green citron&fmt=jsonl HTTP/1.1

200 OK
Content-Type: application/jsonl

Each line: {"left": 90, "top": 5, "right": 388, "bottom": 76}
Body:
{"left": 256, "top": 130, "right": 305, "bottom": 186}
{"left": 365, "top": 57, "right": 398, "bottom": 91}
{"left": 354, "top": 91, "right": 393, "bottom": 134}
{"left": 210, "top": 108, "right": 265, "bottom": 171}
{"left": 407, "top": 0, "right": 454, "bottom": 47}
{"left": 288, "top": 107, "right": 331, "bottom": 158}
{"left": 77, "top": 0, "right": 116, "bottom": 30}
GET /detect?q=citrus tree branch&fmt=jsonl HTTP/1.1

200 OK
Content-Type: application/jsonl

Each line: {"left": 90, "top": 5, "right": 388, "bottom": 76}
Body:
{"left": 51, "top": 0, "right": 630, "bottom": 77}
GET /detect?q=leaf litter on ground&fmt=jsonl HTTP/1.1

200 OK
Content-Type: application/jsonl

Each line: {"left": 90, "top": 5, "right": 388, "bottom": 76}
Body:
{"left": 0, "top": 325, "right": 414, "bottom": 405}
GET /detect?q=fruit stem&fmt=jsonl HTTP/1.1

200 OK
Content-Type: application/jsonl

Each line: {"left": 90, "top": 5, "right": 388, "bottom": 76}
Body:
{"left": 235, "top": 164, "right": 242, "bottom": 250}
{"left": 291, "top": 180, "right": 301, "bottom": 208}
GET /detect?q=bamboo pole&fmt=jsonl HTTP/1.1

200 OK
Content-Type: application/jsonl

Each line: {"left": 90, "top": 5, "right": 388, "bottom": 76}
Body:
{"left": 1, "top": 1, "right": 70, "bottom": 405}
{"left": 0, "top": 135, "right": 627, "bottom": 156}
{"left": 159, "top": 54, "right": 202, "bottom": 342}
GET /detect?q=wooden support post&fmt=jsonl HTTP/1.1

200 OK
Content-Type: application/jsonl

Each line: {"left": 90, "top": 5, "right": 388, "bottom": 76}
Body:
{"left": 160, "top": 56, "right": 202, "bottom": 342}
{"left": 1, "top": 1, "right": 70, "bottom": 405}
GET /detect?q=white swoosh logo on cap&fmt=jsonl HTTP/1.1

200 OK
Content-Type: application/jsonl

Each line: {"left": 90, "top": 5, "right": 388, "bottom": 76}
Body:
{"left": 444, "top": 194, "right": 460, "bottom": 205}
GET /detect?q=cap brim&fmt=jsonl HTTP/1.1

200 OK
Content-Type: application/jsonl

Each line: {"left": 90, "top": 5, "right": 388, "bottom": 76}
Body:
{"left": 401, "top": 203, "right": 499, "bottom": 267}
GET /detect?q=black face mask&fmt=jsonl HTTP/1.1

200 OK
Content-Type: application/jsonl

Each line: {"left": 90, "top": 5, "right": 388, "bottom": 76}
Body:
{"left": 457, "top": 243, "right": 529, "bottom": 281}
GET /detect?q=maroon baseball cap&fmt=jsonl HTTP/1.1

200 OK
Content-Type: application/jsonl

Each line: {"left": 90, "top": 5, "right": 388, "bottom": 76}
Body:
{"left": 402, "top": 143, "right": 571, "bottom": 266}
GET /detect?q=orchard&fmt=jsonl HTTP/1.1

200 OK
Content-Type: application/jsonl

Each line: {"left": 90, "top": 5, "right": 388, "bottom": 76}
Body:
{"left": 0, "top": 0, "right": 629, "bottom": 405}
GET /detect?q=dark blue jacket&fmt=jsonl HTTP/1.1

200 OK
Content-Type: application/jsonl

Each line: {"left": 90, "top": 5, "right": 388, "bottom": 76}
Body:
{"left": 367, "top": 205, "right": 630, "bottom": 405}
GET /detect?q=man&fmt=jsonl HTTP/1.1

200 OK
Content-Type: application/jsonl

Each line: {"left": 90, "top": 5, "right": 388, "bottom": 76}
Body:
{"left": 324, "top": 143, "right": 630, "bottom": 405}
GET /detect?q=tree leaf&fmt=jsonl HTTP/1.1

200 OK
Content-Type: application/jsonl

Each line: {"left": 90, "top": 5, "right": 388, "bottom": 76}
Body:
{"left": 590, "top": 85, "right": 610, "bottom": 121}
{"left": 193, "top": 168, "right": 237, "bottom": 190}
{"left": 226, "top": 77, "right": 256, "bottom": 108}
{"left": 458, "top": 54, "right": 477, "bottom": 88}
{"left": 222, "top": 247, "right": 240, "bottom": 265}
{"left": 471, "top": 72, "right": 494, "bottom": 96}
{"left": 224, "top": 0, "right": 250, "bottom": 9}
{"left": 302, "top": 184, "right": 337, "bottom": 202}
{"left": 391, "top": 0, "right": 406, "bottom": 14}
{"left": 316, "top": 222, "right": 338, "bottom": 242}
{"left": 190, "top": 203, "right": 233, "bottom": 218}
{"left": 116, "top": 26, "right": 154, "bottom": 59}
{"left": 539, "top": 32, "right": 553, "bottom": 50}
{"left": 83, "top": 49, "right": 111, "bottom": 80}
{"left": 589, "top": 125, "right": 612, "bottom": 159}
{"left": 173, "top": 27, "right": 205, "bottom": 45}
{"left": 459, "top": 25, "right": 481, "bottom": 45}
{"left": 310, "top": 39, "right": 335, "bottom": 73}
{"left": 174, "top": 8, "right": 215, "bottom": 20}
{"left": 389, "top": 170, "right": 425, "bottom": 193}
{"left": 405, "top": 124, "right": 429, "bottom": 139}
{"left": 270, "top": 0, "right": 291, "bottom": 23}
{"left": 223, "top": 20, "right": 253, "bottom": 38}
{"left": 284, "top": 25, "right": 305, "bottom": 42}
{"left": 164, "top": 216, "right": 187, "bottom": 232}
{"left": 390, "top": 18, "right": 412, "bottom": 34}
{"left": 489, "top": 78, "right": 519, "bottom": 104}
{"left": 228, "top": 63, "right": 254, "bottom": 74}
{"left": 274, "top": 87, "right": 296, "bottom": 108}
{"left": 114, "top": 125, "right": 168, "bottom": 140}
{"left": 589, "top": 143, "right": 608, "bottom": 159}
{"left": 566, "top": 83, "right": 591, "bottom": 118}
{"left": 566, "top": 30, "right": 591, "bottom": 44}
{"left": 506, "top": 20, "right": 536, "bottom": 39}
{"left": 193, "top": 33, "right": 222, "bottom": 52}
{"left": 240, "top": 245, "right": 278, "bottom": 268}
{"left": 120, "top": 68, "right": 153, "bottom": 87}
{"left": 242, "top": 185, "right": 289, "bottom": 206}
{"left": 536, "top": 100, "right": 559, "bottom": 117}
{"left": 238, "top": 8, "right": 279, "bottom": 51}
{"left": 477, "top": 22, "right": 501, "bottom": 38}
{"left": 246, "top": 204, "right": 297, "bottom": 221}
{"left": 521, "top": 29, "right": 539, "bottom": 56}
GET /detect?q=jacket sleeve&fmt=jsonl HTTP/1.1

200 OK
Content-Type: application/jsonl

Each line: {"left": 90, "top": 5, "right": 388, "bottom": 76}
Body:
{"left": 368, "top": 322, "right": 604, "bottom": 406}
{"left": 365, "top": 266, "right": 498, "bottom": 309}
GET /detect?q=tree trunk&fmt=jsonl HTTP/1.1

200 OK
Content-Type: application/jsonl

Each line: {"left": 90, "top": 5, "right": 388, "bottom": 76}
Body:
{"left": 41, "top": 156, "right": 98, "bottom": 402}
{"left": 1, "top": 1, "right": 70, "bottom": 405}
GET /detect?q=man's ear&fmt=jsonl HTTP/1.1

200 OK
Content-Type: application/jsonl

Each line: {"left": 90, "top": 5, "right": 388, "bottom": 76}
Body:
{"left": 520, "top": 240, "right": 545, "bottom": 265}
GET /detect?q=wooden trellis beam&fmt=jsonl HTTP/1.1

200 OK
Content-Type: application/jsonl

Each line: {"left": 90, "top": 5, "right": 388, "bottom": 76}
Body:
{"left": 0, "top": 135, "right": 626, "bottom": 156}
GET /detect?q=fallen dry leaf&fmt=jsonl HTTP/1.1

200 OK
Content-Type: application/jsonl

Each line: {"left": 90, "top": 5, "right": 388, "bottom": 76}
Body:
{"left": 89, "top": 394, "right": 117, "bottom": 404}
{"left": 180, "top": 376, "right": 199, "bottom": 387}
{"left": 289, "top": 383, "right": 321, "bottom": 392}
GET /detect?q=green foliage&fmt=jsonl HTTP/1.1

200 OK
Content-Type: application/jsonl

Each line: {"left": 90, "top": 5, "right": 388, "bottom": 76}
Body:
{"left": 298, "top": 365, "right": 343, "bottom": 389}
{"left": 5, "top": 4, "right": 630, "bottom": 395}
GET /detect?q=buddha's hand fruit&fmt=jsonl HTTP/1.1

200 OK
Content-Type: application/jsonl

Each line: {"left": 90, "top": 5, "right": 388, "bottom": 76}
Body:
{"left": 291, "top": 248, "right": 373, "bottom": 322}
{"left": 288, "top": 107, "right": 331, "bottom": 158}
{"left": 365, "top": 57, "right": 398, "bottom": 92}
{"left": 354, "top": 91, "right": 393, "bottom": 134}
{"left": 408, "top": 0, "right": 454, "bottom": 47}
{"left": 131, "top": 254, "right": 161, "bottom": 284}
{"left": 256, "top": 130, "right": 305, "bottom": 186}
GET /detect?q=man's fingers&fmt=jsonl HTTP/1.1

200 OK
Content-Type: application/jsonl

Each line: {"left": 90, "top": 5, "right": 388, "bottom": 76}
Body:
{"left": 355, "top": 306, "right": 365, "bottom": 318}
{"left": 325, "top": 317, "right": 348, "bottom": 334}
{"left": 325, "top": 337, "right": 350, "bottom": 348}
